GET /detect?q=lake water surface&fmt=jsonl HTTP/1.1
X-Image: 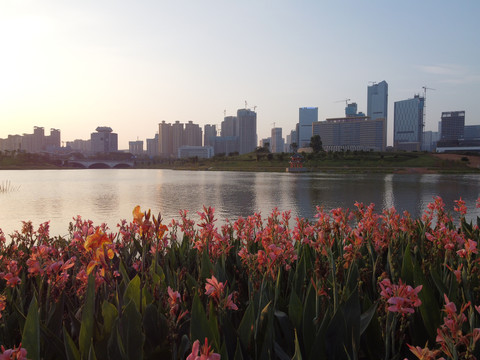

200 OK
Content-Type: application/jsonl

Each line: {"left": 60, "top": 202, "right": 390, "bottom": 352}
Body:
{"left": 1, "top": 169, "right": 480, "bottom": 237}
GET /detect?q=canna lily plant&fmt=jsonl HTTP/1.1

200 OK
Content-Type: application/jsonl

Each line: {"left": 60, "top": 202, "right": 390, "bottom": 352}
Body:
{"left": 0, "top": 198, "right": 479, "bottom": 359}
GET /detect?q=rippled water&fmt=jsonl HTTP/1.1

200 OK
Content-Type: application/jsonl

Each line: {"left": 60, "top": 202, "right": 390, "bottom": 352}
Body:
{"left": 1, "top": 169, "right": 480, "bottom": 236}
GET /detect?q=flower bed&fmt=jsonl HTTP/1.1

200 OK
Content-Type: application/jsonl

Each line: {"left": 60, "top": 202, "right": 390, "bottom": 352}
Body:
{"left": 1, "top": 198, "right": 480, "bottom": 359}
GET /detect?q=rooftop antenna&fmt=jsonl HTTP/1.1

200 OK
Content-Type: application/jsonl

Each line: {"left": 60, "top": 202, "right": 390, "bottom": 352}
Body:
{"left": 253, "top": 105, "right": 257, "bottom": 112}
{"left": 245, "top": 101, "right": 248, "bottom": 109}
{"left": 223, "top": 109, "right": 226, "bottom": 117}
{"left": 422, "top": 86, "right": 435, "bottom": 128}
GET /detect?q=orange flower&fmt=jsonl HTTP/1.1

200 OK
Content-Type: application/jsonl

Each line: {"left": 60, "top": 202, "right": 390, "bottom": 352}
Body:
{"left": 84, "top": 228, "right": 114, "bottom": 276}
{"left": 133, "top": 205, "right": 144, "bottom": 225}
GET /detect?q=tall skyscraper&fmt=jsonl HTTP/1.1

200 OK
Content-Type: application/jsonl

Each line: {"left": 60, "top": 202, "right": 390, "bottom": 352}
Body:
{"left": 298, "top": 107, "right": 318, "bottom": 148}
{"left": 367, "top": 81, "right": 388, "bottom": 121}
{"left": 271, "top": 127, "right": 284, "bottom": 153}
{"left": 440, "top": 111, "right": 465, "bottom": 141}
{"left": 236, "top": 109, "right": 257, "bottom": 154}
{"left": 393, "top": 95, "right": 424, "bottom": 151}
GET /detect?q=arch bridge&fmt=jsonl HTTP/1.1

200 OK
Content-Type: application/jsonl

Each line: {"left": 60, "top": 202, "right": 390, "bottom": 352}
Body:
{"left": 65, "top": 159, "right": 134, "bottom": 169}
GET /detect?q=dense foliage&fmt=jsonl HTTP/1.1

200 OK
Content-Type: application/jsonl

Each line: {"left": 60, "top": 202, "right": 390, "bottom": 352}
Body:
{"left": 1, "top": 198, "right": 480, "bottom": 359}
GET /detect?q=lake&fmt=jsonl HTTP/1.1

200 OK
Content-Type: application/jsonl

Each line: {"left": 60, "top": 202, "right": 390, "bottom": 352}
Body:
{"left": 1, "top": 169, "right": 480, "bottom": 237}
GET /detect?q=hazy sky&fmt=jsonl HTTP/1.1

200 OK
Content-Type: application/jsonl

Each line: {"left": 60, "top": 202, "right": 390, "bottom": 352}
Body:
{"left": 1, "top": 1, "right": 479, "bottom": 149}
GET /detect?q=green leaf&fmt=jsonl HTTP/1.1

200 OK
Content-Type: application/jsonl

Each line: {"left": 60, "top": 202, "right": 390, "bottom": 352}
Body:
{"left": 291, "top": 329, "right": 303, "bottom": 360}
{"left": 190, "top": 293, "right": 214, "bottom": 343}
{"left": 22, "top": 296, "right": 40, "bottom": 360}
{"left": 359, "top": 303, "right": 378, "bottom": 336}
{"left": 101, "top": 301, "right": 118, "bottom": 338}
{"left": 124, "top": 275, "right": 145, "bottom": 313}
{"left": 233, "top": 340, "right": 244, "bottom": 360}
{"left": 302, "top": 284, "right": 316, "bottom": 357}
{"left": 200, "top": 249, "right": 214, "bottom": 279}
{"left": 63, "top": 326, "right": 81, "bottom": 360}
{"left": 401, "top": 243, "right": 414, "bottom": 285}
{"left": 79, "top": 274, "right": 95, "bottom": 360}
{"left": 237, "top": 301, "right": 255, "bottom": 349}
{"left": 122, "top": 301, "right": 145, "bottom": 360}
{"left": 143, "top": 304, "right": 160, "bottom": 348}
{"left": 288, "top": 289, "right": 303, "bottom": 333}
{"left": 413, "top": 258, "right": 441, "bottom": 340}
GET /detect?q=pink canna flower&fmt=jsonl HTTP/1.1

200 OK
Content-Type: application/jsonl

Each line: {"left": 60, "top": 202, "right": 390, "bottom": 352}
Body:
{"left": 205, "top": 276, "right": 225, "bottom": 301}
{"left": 454, "top": 198, "right": 467, "bottom": 217}
{"left": 167, "top": 286, "right": 181, "bottom": 315}
{"left": 187, "top": 338, "right": 220, "bottom": 360}
{"left": 0, "top": 343, "right": 28, "bottom": 360}
{"left": 379, "top": 278, "right": 422, "bottom": 315}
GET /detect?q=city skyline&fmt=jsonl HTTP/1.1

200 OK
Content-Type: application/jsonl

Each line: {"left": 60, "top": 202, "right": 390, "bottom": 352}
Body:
{"left": 1, "top": 1, "right": 479, "bottom": 149}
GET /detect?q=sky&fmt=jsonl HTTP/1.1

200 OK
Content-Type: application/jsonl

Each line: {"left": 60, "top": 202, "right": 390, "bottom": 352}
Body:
{"left": 1, "top": 1, "right": 479, "bottom": 149}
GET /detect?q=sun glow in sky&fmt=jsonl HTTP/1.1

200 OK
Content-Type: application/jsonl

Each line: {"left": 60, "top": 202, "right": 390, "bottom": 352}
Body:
{"left": 1, "top": 1, "right": 479, "bottom": 149}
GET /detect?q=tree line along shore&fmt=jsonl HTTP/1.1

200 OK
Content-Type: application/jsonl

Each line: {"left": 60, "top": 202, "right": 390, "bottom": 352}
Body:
{"left": 1, "top": 149, "right": 480, "bottom": 173}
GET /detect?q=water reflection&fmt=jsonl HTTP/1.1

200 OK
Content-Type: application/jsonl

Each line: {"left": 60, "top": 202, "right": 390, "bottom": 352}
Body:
{"left": 1, "top": 169, "right": 480, "bottom": 236}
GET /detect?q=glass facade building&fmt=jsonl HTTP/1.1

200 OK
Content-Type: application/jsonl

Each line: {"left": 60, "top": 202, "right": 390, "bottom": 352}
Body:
{"left": 298, "top": 107, "right": 318, "bottom": 148}
{"left": 393, "top": 95, "right": 424, "bottom": 151}
{"left": 367, "top": 81, "right": 388, "bottom": 121}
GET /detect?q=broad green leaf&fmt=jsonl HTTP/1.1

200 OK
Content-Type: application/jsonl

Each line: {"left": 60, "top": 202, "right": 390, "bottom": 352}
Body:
{"left": 63, "top": 326, "right": 81, "bottom": 360}
{"left": 359, "top": 303, "right": 378, "bottom": 336}
{"left": 190, "top": 293, "right": 214, "bottom": 343}
{"left": 122, "top": 301, "right": 145, "bottom": 360}
{"left": 79, "top": 275, "right": 95, "bottom": 360}
{"left": 101, "top": 301, "right": 118, "bottom": 337}
{"left": 288, "top": 289, "right": 303, "bottom": 333}
{"left": 123, "top": 275, "right": 145, "bottom": 313}
{"left": 233, "top": 340, "right": 244, "bottom": 360}
{"left": 200, "top": 249, "right": 214, "bottom": 279}
{"left": 237, "top": 301, "right": 255, "bottom": 349}
{"left": 22, "top": 296, "right": 40, "bottom": 360}
{"left": 413, "top": 258, "right": 441, "bottom": 340}
{"left": 401, "top": 243, "right": 414, "bottom": 285}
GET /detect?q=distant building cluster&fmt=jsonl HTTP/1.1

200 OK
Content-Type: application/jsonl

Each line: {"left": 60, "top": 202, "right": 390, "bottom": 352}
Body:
{"left": 0, "top": 126, "right": 60, "bottom": 153}
{"left": 2, "top": 80, "right": 478, "bottom": 157}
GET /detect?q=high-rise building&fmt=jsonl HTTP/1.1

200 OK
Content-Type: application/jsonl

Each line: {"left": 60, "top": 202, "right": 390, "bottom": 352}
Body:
{"left": 129, "top": 140, "right": 144, "bottom": 155}
{"left": 312, "top": 116, "right": 386, "bottom": 152}
{"left": 91, "top": 127, "right": 118, "bottom": 154}
{"left": 172, "top": 121, "right": 184, "bottom": 157}
{"left": 204, "top": 124, "right": 216, "bottom": 147}
{"left": 367, "top": 81, "right": 388, "bottom": 121}
{"left": 440, "top": 111, "right": 465, "bottom": 141}
{"left": 146, "top": 134, "right": 159, "bottom": 157}
{"left": 221, "top": 116, "right": 237, "bottom": 137}
{"left": 393, "top": 95, "right": 424, "bottom": 151}
{"left": 184, "top": 121, "right": 202, "bottom": 146}
{"left": 298, "top": 107, "right": 318, "bottom": 147}
{"left": 236, "top": 109, "right": 257, "bottom": 154}
{"left": 158, "top": 121, "right": 173, "bottom": 157}
{"left": 271, "top": 127, "right": 284, "bottom": 153}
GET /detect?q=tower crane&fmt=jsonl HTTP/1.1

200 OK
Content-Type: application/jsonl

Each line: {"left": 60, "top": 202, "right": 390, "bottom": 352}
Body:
{"left": 335, "top": 98, "right": 351, "bottom": 106}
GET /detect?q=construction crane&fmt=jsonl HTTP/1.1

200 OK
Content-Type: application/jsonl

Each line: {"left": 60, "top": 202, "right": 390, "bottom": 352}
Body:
{"left": 422, "top": 86, "right": 436, "bottom": 128}
{"left": 335, "top": 98, "right": 351, "bottom": 106}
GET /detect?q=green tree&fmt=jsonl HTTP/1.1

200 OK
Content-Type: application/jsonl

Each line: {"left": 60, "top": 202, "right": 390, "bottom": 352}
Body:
{"left": 290, "top": 142, "right": 298, "bottom": 153}
{"left": 310, "top": 135, "right": 323, "bottom": 153}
